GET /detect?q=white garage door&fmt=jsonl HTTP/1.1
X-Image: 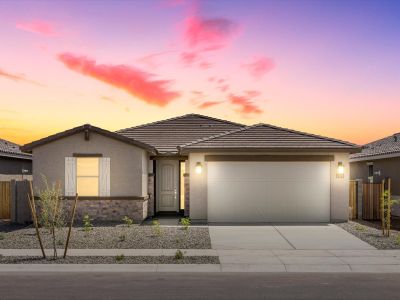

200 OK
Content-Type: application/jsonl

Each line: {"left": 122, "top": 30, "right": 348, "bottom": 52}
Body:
{"left": 207, "top": 161, "right": 330, "bottom": 223}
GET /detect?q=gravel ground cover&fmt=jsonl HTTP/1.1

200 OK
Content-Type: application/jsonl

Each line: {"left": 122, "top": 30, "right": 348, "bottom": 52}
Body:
{"left": 338, "top": 220, "right": 400, "bottom": 249}
{"left": 0, "top": 224, "right": 211, "bottom": 249}
{"left": 0, "top": 255, "right": 219, "bottom": 264}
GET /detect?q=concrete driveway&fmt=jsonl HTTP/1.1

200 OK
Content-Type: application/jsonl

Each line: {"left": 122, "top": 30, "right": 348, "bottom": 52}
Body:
{"left": 209, "top": 224, "right": 375, "bottom": 250}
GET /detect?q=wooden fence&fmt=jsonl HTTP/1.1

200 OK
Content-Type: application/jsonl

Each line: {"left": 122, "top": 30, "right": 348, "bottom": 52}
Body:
{"left": 349, "top": 180, "right": 358, "bottom": 220}
{"left": 0, "top": 181, "right": 11, "bottom": 219}
{"left": 362, "top": 182, "right": 383, "bottom": 220}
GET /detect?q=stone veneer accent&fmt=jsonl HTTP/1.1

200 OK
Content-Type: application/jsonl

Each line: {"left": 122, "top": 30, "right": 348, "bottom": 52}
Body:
{"left": 184, "top": 173, "right": 190, "bottom": 217}
{"left": 147, "top": 173, "right": 155, "bottom": 217}
{"left": 63, "top": 198, "right": 148, "bottom": 222}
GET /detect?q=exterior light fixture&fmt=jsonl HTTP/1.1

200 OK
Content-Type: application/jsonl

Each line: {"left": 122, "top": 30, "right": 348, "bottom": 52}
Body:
{"left": 336, "top": 162, "right": 345, "bottom": 178}
{"left": 195, "top": 162, "right": 203, "bottom": 174}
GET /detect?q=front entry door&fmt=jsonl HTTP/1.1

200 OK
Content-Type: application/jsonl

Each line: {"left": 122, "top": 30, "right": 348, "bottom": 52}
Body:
{"left": 156, "top": 160, "right": 179, "bottom": 212}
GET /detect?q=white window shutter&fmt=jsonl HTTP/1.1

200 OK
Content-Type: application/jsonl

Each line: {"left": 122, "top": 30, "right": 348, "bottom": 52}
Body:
{"left": 65, "top": 157, "right": 76, "bottom": 196}
{"left": 99, "top": 157, "right": 110, "bottom": 196}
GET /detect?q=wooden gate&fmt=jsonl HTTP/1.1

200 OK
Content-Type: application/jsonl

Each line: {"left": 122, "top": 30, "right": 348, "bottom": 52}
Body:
{"left": 349, "top": 180, "right": 358, "bottom": 219}
{"left": 0, "top": 181, "right": 11, "bottom": 219}
{"left": 362, "top": 182, "right": 383, "bottom": 220}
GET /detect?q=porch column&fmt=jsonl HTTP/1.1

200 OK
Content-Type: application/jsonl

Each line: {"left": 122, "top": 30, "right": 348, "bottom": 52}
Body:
{"left": 147, "top": 173, "right": 155, "bottom": 217}
{"left": 184, "top": 173, "right": 190, "bottom": 217}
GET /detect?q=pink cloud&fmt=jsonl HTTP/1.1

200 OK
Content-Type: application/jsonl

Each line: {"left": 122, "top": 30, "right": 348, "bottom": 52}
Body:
{"left": 16, "top": 21, "right": 57, "bottom": 36}
{"left": 58, "top": 52, "right": 180, "bottom": 107}
{"left": 245, "top": 90, "right": 262, "bottom": 98}
{"left": 198, "top": 61, "right": 212, "bottom": 69}
{"left": 217, "top": 84, "right": 229, "bottom": 92}
{"left": 242, "top": 56, "right": 275, "bottom": 79}
{"left": 183, "top": 15, "right": 239, "bottom": 51}
{"left": 229, "top": 94, "right": 263, "bottom": 115}
{"left": 180, "top": 51, "right": 199, "bottom": 67}
{"left": 0, "top": 68, "right": 43, "bottom": 86}
{"left": 198, "top": 101, "right": 222, "bottom": 109}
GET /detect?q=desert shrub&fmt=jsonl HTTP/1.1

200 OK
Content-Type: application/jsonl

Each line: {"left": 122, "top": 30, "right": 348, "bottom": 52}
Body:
{"left": 83, "top": 215, "right": 93, "bottom": 233}
{"left": 175, "top": 249, "right": 184, "bottom": 260}
{"left": 115, "top": 254, "right": 125, "bottom": 262}
{"left": 122, "top": 216, "right": 134, "bottom": 227}
{"left": 152, "top": 219, "right": 163, "bottom": 236}
{"left": 0, "top": 233, "right": 4, "bottom": 240}
{"left": 180, "top": 217, "right": 191, "bottom": 231}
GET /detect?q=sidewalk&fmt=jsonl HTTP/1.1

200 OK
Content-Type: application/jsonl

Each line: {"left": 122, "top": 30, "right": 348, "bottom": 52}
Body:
{"left": 1, "top": 249, "right": 400, "bottom": 273}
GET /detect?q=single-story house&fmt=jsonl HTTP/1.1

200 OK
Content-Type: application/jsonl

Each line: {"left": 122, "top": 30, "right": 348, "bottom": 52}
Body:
{"left": 350, "top": 132, "right": 400, "bottom": 216}
{"left": 0, "top": 138, "right": 32, "bottom": 181}
{"left": 22, "top": 114, "right": 359, "bottom": 223}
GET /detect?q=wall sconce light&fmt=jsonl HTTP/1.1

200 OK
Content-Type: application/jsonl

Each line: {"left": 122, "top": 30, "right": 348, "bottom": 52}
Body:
{"left": 336, "top": 162, "right": 345, "bottom": 178}
{"left": 195, "top": 162, "right": 203, "bottom": 174}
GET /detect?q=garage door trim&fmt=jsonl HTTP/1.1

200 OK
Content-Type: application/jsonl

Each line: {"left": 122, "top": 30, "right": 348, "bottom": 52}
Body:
{"left": 205, "top": 155, "right": 334, "bottom": 162}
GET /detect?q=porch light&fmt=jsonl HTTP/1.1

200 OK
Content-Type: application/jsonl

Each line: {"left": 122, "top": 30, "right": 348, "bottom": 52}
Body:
{"left": 195, "top": 162, "right": 203, "bottom": 174}
{"left": 337, "top": 162, "right": 345, "bottom": 178}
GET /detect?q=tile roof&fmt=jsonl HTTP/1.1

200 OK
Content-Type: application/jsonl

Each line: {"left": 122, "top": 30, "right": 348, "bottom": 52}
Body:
{"left": 0, "top": 138, "right": 32, "bottom": 160}
{"left": 180, "top": 123, "right": 359, "bottom": 153}
{"left": 117, "top": 114, "right": 244, "bottom": 154}
{"left": 350, "top": 133, "right": 400, "bottom": 160}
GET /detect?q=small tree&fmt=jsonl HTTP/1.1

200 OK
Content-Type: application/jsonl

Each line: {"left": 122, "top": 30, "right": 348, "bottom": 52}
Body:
{"left": 36, "top": 176, "right": 66, "bottom": 258}
{"left": 381, "top": 188, "right": 399, "bottom": 237}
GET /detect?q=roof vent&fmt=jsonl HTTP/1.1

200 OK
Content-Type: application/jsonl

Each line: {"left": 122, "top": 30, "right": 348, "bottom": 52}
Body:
{"left": 394, "top": 135, "right": 398, "bottom": 142}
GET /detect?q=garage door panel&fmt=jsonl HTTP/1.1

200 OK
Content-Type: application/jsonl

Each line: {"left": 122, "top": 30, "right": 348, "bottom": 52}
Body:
{"left": 207, "top": 161, "right": 330, "bottom": 223}
{"left": 208, "top": 180, "right": 268, "bottom": 222}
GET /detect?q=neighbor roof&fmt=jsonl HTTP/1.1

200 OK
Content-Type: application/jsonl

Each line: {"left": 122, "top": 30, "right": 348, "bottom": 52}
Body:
{"left": 179, "top": 123, "right": 360, "bottom": 153}
{"left": 117, "top": 114, "right": 244, "bottom": 154}
{"left": 350, "top": 133, "right": 400, "bottom": 161}
{"left": 0, "top": 138, "right": 32, "bottom": 160}
{"left": 22, "top": 124, "right": 157, "bottom": 154}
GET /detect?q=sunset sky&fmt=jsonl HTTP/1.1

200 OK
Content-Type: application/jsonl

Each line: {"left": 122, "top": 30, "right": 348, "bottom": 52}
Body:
{"left": 0, "top": 0, "right": 399, "bottom": 146}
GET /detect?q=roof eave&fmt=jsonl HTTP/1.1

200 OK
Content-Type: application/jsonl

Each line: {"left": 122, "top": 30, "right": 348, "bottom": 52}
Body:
{"left": 21, "top": 124, "right": 158, "bottom": 155}
{"left": 180, "top": 146, "right": 361, "bottom": 154}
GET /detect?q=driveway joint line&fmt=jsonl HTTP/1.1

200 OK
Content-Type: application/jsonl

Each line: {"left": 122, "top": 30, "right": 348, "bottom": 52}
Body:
{"left": 273, "top": 226, "right": 296, "bottom": 250}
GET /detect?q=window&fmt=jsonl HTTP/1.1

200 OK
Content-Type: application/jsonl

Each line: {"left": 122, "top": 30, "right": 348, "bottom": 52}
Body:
{"left": 76, "top": 157, "right": 99, "bottom": 196}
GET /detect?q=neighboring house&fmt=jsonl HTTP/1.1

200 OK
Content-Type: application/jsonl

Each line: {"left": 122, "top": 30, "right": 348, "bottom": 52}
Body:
{"left": 0, "top": 138, "right": 32, "bottom": 181}
{"left": 350, "top": 133, "right": 400, "bottom": 216}
{"left": 22, "top": 114, "right": 359, "bottom": 223}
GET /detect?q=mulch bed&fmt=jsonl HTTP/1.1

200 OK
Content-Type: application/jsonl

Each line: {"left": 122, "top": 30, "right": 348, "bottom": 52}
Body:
{"left": 338, "top": 220, "right": 400, "bottom": 249}
{"left": 0, "top": 255, "right": 219, "bottom": 264}
{"left": 0, "top": 224, "right": 211, "bottom": 249}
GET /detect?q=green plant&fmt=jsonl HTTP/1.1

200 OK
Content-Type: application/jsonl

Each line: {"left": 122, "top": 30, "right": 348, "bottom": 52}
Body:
{"left": 36, "top": 176, "right": 65, "bottom": 258}
{"left": 122, "top": 216, "right": 134, "bottom": 227}
{"left": 83, "top": 214, "right": 93, "bottom": 233}
{"left": 0, "top": 233, "right": 5, "bottom": 240}
{"left": 119, "top": 234, "right": 126, "bottom": 242}
{"left": 180, "top": 217, "right": 191, "bottom": 231}
{"left": 380, "top": 189, "right": 399, "bottom": 237}
{"left": 175, "top": 249, "right": 184, "bottom": 260}
{"left": 396, "top": 234, "right": 400, "bottom": 246}
{"left": 355, "top": 224, "right": 366, "bottom": 232}
{"left": 115, "top": 254, "right": 125, "bottom": 262}
{"left": 152, "top": 219, "right": 163, "bottom": 236}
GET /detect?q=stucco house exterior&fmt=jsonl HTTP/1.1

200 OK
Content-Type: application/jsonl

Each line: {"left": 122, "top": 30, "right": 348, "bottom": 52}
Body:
{"left": 22, "top": 114, "right": 359, "bottom": 223}
{"left": 350, "top": 132, "right": 400, "bottom": 216}
{"left": 0, "top": 138, "right": 32, "bottom": 181}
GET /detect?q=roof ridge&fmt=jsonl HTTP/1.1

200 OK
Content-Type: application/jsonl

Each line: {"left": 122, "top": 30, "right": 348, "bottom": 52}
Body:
{"left": 116, "top": 113, "right": 244, "bottom": 133}
{"left": 179, "top": 125, "right": 255, "bottom": 149}
{"left": 363, "top": 132, "right": 400, "bottom": 147}
{"left": 256, "top": 123, "right": 359, "bottom": 147}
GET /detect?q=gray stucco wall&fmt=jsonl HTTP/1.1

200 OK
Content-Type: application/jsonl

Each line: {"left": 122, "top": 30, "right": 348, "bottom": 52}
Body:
{"left": 0, "top": 157, "right": 32, "bottom": 175}
{"left": 32, "top": 131, "right": 149, "bottom": 197}
{"left": 188, "top": 151, "right": 350, "bottom": 223}
{"left": 350, "top": 157, "right": 400, "bottom": 195}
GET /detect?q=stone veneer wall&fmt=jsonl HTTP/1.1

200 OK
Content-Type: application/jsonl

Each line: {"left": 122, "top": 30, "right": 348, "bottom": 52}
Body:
{"left": 147, "top": 174, "right": 155, "bottom": 217}
{"left": 63, "top": 199, "right": 148, "bottom": 222}
{"left": 184, "top": 173, "right": 190, "bottom": 217}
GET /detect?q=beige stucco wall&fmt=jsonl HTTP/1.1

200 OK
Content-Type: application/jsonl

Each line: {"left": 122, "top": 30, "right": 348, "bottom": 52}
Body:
{"left": 32, "top": 131, "right": 149, "bottom": 197}
{"left": 188, "top": 152, "right": 350, "bottom": 222}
